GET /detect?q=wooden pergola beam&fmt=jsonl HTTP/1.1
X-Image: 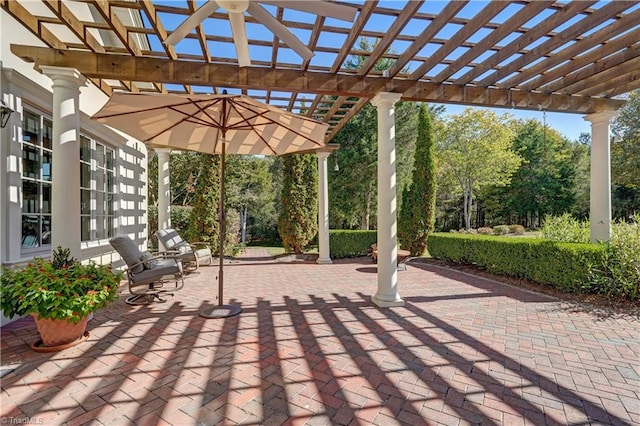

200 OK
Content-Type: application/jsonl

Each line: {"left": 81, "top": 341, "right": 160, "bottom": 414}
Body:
{"left": 11, "top": 45, "right": 625, "bottom": 116}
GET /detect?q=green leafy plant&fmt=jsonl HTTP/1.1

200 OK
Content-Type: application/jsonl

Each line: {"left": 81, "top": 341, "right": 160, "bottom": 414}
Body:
{"left": 0, "top": 246, "right": 123, "bottom": 323}
{"left": 541, "top": 213, "right": 589, "bottom": 243}
{"left": 588, "top": 215, "right": 640, "bottom": 299}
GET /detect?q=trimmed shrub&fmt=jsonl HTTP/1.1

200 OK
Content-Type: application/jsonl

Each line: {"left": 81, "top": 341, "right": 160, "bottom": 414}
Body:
{"left": 477, "top": 227, "right": 493, "bottom": 235}
{"left": 428, "top": 233, "right": 608, "bottom": 295}
{"left": 329, "top": 230, "right": 377, "bottom": 258}
{"left": 493, "top": 225, "right": 509, "bottom": 235}
{"left": 509, "top": 224, "right": 526, "bottom": 235}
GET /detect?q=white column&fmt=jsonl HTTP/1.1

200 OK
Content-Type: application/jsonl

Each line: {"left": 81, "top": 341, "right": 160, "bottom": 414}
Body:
{"left": 156, "top": 148, "right": 171, "bottom": 239}
{"left": 584, "top": 111, "right": 617, "bottom": 243}
{"left": 371, "top": 92, "right": 403, "bottom": 307}
{"left": 41, "top": 67, "right": 87, "bottom": 259}
{"left": 316, "top": 151, "right": 332, "bottom": 264}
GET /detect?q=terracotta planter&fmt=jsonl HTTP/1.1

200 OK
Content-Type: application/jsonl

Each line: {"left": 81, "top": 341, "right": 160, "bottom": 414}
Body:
{"left": 32, "top": 314, "right": 89, "bottom": 347}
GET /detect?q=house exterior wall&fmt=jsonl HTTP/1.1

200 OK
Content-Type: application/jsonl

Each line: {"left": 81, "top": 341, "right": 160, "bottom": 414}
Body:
{"left": 1, "top": 9, "right": 150, "bottom": 325}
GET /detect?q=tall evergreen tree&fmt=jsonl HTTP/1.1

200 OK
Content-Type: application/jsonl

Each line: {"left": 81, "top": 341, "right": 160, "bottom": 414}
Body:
{"left": 398, "top": 104, "right": 437, "bottom": 256}
{"left": 278, "top": 154, "right": 318, "bottom": 253}
{"left": 329, "top": 38, "right": 418, "bottom": 229}
{"left": 187, "top": 154, "right": 221, "bottom": 252}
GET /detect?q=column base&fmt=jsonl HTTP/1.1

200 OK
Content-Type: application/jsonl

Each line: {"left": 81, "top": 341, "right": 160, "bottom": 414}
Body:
{"left": 372, "top": 295, "right": 405, "bottom": 308}
{"left": 316, "top": 257, "right": 333, "bottom": 265}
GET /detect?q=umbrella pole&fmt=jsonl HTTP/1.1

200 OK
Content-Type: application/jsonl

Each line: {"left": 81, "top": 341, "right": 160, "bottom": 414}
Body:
{"left": 218, "top": 140, "right": 225, "bottom": 306}
{"left": 199, "top": 134, "right": 242, "bottom": 319}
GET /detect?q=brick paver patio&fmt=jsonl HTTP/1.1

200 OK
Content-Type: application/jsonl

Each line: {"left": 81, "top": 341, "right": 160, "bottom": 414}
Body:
{"left": 1, "top": 248, "right": 639, "bottom": 425}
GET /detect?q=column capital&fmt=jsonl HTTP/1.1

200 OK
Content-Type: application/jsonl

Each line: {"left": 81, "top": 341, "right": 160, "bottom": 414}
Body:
{"left": 155, "top": 148, "right": 172, "bottom": 155}
{"left": 40, "top": 66, "right": 87, "bottom": 87}
{"left": 371, "top": 92, "right": 402, "bottom": 108}
{"left": 584, "top": 110, "right": 618, "bottom": 125}
{"left": 316, "top": 151, "right": 330, "bottom": 160}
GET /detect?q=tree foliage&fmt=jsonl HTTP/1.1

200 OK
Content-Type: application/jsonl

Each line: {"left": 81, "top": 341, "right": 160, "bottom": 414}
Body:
{"left": 186, "top": 154, "right": 240, "bottom": 255}
{"left": 225, "top": 155, "right": 276, "bottom": 243}
{"left": 612, "top": 90, "right": 640, "bottom": 189}
{"left": 147, "top": 151, "right": 201, "bottom": 209}
{"left": 436, "top": 108, "right": 520, "bottom": 230}
{"left": 278, "top": 154, "right": 318, "bottom": 253}
{"left": 398, "top": 104, "right": 437, "bottom": 256}
{"left": 484, "top": 119, "right": 578, "bottom": 227}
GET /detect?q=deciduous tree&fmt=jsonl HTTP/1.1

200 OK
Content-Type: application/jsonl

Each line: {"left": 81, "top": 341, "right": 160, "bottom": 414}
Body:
{"left": 437, "top": 108, "right": 520, "bottom": 230}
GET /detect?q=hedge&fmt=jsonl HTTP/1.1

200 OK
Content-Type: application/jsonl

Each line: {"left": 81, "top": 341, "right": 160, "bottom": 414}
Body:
{"left": 329, "top": 230, "right": 377, "bottom": 258}
{"left": 427, "top": 233, "right": 607, "bottom": 293}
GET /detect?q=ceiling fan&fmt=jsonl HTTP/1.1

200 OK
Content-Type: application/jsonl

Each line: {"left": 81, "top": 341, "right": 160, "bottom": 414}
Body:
{"left": 164, "top": 0, "right": 358, "bottom": 67}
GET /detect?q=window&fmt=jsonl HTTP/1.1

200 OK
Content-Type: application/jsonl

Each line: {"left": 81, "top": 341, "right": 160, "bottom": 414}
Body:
{"left": 80, "top": 135, "right": 116, "bottom": 242}
{"left": 21, "top": 110, "right": 52, "bottom": 249}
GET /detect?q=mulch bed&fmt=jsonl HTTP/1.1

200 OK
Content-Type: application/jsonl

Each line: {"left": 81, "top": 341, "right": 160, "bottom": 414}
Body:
{"left": 411, "top": 258, "right": 640, "bottom": 320}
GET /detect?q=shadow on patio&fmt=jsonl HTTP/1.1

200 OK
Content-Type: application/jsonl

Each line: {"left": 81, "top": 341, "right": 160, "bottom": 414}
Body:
{"left": 1, "top": 250, "right": 638, "bottom": 425}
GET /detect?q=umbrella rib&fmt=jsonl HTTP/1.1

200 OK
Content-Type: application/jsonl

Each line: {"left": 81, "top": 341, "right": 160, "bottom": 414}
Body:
{"left": 230, "top": 99, "right": 326, "bottom": 148}
{"left": 227, "top": 101, "right": 278, "bottom": 155}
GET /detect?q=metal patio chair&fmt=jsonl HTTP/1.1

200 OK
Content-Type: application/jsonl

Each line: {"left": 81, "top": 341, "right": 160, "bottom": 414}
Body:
{"left": 109, "top": 235, "right": 185, "bottom": 305}
{"left": 155, "top": 228, "right": 212, "bottom": 272}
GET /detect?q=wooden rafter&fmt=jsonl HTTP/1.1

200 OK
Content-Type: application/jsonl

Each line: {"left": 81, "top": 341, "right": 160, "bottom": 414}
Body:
{"left": 357, "top": 1, "right": 423, "bottom": 77}
{"left": 89, "top": 0, "right": 164, "bottom": 93}
{"left": 454, "top": 1, "right": 597, "bottom": 85}
{"left": 307, "top": 1, "right": 377, "bottom": 119}
{"left": 410, "top": 0, "right": 509, "bottom": 80}
{"left": 580, "top": 72, "right": 640, "bottom": 98}
{"left": 504, "top": 9, "right": 640, "bottom": 89}
{"left": 544, "top": 50, "right": 640, "bottom": 94}
{"left": 520, "top": 26, "right": 640, "bottom": 92}
{"left": 392, "top": 1, "right": 469, "bottom": 79}
{"left": 431, "top": 1, "right": 554, "bottom": 84}
{"left": 187, "top": 0, "right": 212, "bottom": 64}
{"left": 482, "top": 0, "right": 638, "bottom": 87}
{"left": 42, "top": 0, "right": 105, "bottom": 53}
{"left": 138, "top": 0, "right": 191, "bottom": 94}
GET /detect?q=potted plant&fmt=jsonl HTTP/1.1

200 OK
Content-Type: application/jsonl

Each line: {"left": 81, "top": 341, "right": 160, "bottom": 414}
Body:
{"left": 0, "top": 246, "right": 122, "bottom": 351}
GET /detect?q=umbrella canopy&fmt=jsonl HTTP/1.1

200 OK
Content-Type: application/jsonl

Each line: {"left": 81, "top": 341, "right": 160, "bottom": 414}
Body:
{"left": 93, "top": 92, "right": 329, "bottom": 318}
{"left": 92, "top": 92, "right": 328, "bottom": 155}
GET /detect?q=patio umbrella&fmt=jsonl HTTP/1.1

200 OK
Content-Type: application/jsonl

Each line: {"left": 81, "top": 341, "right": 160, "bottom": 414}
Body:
{"left": 93, "top": 92, "right": 328, "bottom": 318}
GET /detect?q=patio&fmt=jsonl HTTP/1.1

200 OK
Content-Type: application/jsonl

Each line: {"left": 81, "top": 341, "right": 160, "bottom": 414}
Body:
{"left": 1, "top": 248, "right": 638, "bottom": 425}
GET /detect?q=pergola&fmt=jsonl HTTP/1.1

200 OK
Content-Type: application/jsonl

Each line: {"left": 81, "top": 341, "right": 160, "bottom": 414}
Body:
{"left": 2, "top": 0, "right": 638, "bottom": 307}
